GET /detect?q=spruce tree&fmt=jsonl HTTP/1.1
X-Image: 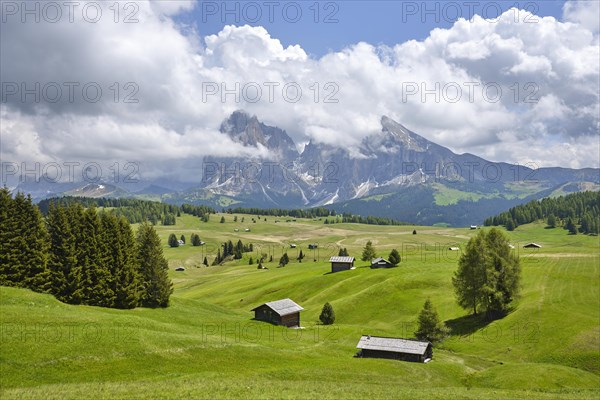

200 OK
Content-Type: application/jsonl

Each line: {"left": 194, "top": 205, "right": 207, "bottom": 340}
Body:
{"left": 168, "top": 233, "right": 179, "bottom": 247}
{"left": 72, "top": 207, "right": 113, "bottom": 307}
{"left": 180, "top": 234, "right": 186, "bottom": 244}
{"left": 203, "top": 256, "right": 208, "bottom": 267}
{"left": 319, "top": 302, "right": 335, "bottom": 325}
{"left": 414, "top": 298, "right": 448, "bottom": 343}
{"left": 136, "top": 223, "right": 173, "bottom": 308}
{"left": 388, "top": 249, "right": 401, "bottom": 266}
{"left": 46, "top": 203, "right": 78, "bottom": 302}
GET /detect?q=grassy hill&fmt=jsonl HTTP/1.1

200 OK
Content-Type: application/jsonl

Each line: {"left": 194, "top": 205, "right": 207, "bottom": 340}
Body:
{"left": 1, "top": 214, "right": 599, "bottom": 399}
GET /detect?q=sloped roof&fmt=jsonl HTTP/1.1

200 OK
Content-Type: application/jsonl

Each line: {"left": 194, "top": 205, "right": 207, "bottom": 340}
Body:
{"left": 356, "top": 335, "right": 430, "bottom": 355}
{"left": 523, "top": 243, "right": 542, "bottom": 248}
{"left": 251, "top": 298, "right": 304, "bottom": 316}
{"left": 371, "top": 257, "right": 391, "bottom": 264}
{"left": 329, "top": 256, "right": 355, "bottom": 263}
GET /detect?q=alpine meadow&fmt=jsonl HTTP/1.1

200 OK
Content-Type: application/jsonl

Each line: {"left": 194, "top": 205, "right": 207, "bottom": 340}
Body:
{"left": 1, "top": 1, "right": 599, "bottom": 399}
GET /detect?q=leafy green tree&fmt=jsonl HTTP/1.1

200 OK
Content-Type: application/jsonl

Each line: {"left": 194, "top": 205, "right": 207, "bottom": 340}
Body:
{"left": 361, "top": 240, "right": 377, "bottom": 262}
{"left": 319, "top": 302, "right": 335, "bottom": 325}
{"left": 220, "top": 216, "right": 225, "bottom": 223}
{"left": 547, "top": 214, "right": 556, "bottom": 228}
{"left": 168, "top": 233, "right": 179, "bottom": 248}
{"left": 452, "top": 228, "right": 521, "bottom": 318}
{"left": 414, "top": 298, "right": 448, "bottom": 343}
{"left": 388, "top": 249, "right": 401, "bottom": 266}
{"left": 136, "top": 223, "right": 173, "bottom": 308}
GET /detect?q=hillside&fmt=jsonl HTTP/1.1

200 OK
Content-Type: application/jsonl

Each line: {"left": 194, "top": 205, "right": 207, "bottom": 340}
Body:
{"left": 1, "top": 214, "right": 599, "bottom": 399}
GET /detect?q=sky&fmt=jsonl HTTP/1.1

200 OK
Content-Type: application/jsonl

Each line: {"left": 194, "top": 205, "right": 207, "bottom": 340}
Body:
{"left": 1, "top": 0, "right": 599, "bottom": 184}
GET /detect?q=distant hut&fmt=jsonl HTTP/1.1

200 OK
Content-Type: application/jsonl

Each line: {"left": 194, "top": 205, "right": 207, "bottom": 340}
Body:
{"left": 330, "top": 256, "right": 355, "bottom": 273}
{"left": 370, "top": 257, "right": 394, "bottom": 268}
{"left": 290, "top": 244, "right": 297, "bottom": 248}
{"left": 523, "top": 243, "right": 542, "bottom": 248}
{"left": 251, "top": 298, "right": 303, "bottom": 328}
{"left": 308, "top": 244, "right": 318, "bottom": 249}
{"left": 470, "top": 225, "right": 478, "bottom": 230}
{"left": 448, "top": 247, "right": 460, "bottom": 251}
{"left": 355, "top": 335, "right": 432, "bottom": 363}
{"left": 174, "top": 267, "right": 185, "bottom": 271}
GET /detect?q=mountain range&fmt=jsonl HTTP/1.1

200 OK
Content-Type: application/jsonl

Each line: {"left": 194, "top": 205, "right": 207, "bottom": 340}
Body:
{"left": 15, "top": 111, "right": 600, "bottom": 226}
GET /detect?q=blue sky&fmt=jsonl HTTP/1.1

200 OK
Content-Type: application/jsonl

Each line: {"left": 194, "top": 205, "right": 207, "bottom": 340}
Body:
{"left": 177, "top": 1, "right": 568, "bottom": 57}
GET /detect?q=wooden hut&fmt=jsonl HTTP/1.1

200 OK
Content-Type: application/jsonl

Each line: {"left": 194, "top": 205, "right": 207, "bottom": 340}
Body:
{"left": 370, "top": 257, "right": 394, "bottom": 268}
{"left": 329, "top": 256, "right": 355, "bottom": 272}
{"left": 251, "top": 298, "right": 303, "bottom": 328}
{"left": 356, "top": 335, "right": 432, "bottom": 363}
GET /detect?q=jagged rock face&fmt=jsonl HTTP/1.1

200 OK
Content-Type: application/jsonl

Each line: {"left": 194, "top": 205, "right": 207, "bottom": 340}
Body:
{"left": 193, "top": 111, "right": 599, "bottom": 209}
{"left": 16, "top": 110, "right": 599, "bottom": 225}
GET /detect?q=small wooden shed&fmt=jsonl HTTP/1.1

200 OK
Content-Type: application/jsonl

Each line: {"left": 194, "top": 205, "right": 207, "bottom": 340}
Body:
{"left": 370, "top": 257, "right": 394, "bottom": 268}
{"left": 251, "top": 298, "right": 303, "bottom": 328}
{"left": 330, "top": 256, "right": 355, "bottom": 272}
{"left": 356, "top": 335, "right": 432, "bottom": 363}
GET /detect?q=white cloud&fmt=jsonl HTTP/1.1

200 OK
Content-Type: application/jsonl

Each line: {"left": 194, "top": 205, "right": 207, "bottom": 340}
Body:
{"left": 1, "top": 0, "right": 598, "bottom": 179}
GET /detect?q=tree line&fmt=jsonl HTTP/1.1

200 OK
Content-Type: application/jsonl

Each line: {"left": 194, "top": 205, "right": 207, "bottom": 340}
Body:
{"left": 483, "top": 191, "right": 600, "bottom": 234}
{"left": 0, "top": 188, "right": 173, "bottom": 309}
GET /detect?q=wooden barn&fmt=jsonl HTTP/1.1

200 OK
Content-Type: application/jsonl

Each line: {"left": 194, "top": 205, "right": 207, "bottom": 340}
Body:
{"left": 356, "top": 335, "right": 432, "bottom": 363}
{"left": 330, "top": 256, "right": 355, "bottom": 272}
{"left": 370, "top": 257, "right": 394, "bottom": 268}
{"left": 251, "top": 298, "right": 303, "bottom": 328}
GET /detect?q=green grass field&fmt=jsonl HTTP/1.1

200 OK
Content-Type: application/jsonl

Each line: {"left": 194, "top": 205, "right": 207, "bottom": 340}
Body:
{"left": 1, "top": 214, "right": 599, "bottom": 399}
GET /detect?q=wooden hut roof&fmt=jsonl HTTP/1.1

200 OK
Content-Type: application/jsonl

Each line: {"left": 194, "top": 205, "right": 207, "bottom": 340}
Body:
{"left": 251, "top": 298, "right": 303, "bottom": 316}
{"left": 329, "top": 256, "right": 355, "bottom": 263}
{"left": 356, "top": 335, "right": 430, "bottom": 355}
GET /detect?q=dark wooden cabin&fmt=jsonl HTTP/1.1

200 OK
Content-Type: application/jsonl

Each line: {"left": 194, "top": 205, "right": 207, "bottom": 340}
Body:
{"left": 356, "top": 335, "right": 432, "bottom": 363}
{"left": 251, "top": 298, "right": 303, "bottom": 327}
{"left": 329, "top": 256, "right": 355, "bottom": 273}
{"left": 370, "top": 257, "right": 394, "bottom": 268}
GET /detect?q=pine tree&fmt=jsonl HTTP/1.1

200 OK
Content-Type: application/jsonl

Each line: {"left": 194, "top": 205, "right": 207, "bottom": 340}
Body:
{"left": 46, "top": 203, "right": 78, "bottom": 302}
{"left": 414, "top": 298, "right": 448, "bottom": 343}
{"left": 547, "top": 214, "right": 556, "bottom": 228}
{"left": 180, "top": 234, "right": 186, "bottom": 244}
{"left": 279, "top": 253, "right": 289, "bottom": 266}
{"left": 361, "top": 240, "right": 377, "bottom": 262}
{"left": 72, "top": 207, "right": 114, "bottom": 306}
{"left": 168, "top": 233, "right": 179, "bottom": 248}
{"left": 136, "top": 223, "right": 173, "bottom": 308}
{"left": 203, "top": 256, "right": 208, "bottom": 267}
{"left": 388, "top": 249, "right": 401, "bottom": 266}
{"left": 220, "top": 216, "right": 225, "bottom": 223}
{"left": 319, "top": 302, "right": 335, "bottom": 325}
{"left": 105, "top": 215, "right": 140, "bottom": 309}
{"left": 248, "top": 257, "right": 254, "bottom": 265}
{"left": 297, "top": 250, "right": 304, "bottom": 262}
{"left": 565, "top": 218, "right": 577, "bottom": 235}
{"left": 338, "top": 248, "right": 349, "bottom": 256}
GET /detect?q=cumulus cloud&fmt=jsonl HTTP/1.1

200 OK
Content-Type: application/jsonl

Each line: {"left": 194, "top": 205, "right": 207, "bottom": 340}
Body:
{"left": 1, "top": 0, "right": 598, "bottom": 184}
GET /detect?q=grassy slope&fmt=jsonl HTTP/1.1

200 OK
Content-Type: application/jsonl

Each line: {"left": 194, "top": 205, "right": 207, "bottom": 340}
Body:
{"left": 1, "top": 214, "right": 599, "bottom": 399}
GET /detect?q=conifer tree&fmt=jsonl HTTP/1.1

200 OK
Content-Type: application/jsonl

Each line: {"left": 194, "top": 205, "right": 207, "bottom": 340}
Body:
{"left": 168, "top": 233, "right": 179, "bottom": 247}
{"left": 46, "top": 203, "right": 78, "bottom": 302}
{"left": 361, "top": 240, "right": 377, "bottom": 262}
{"left": 136, "top": 223, "right": 173, "bottom": 308}
{"left": 388, "top": 249, "right": 401, "bottom": 266}
{"left": 319, "top": 302, "right": 335, "bottom": 325}
{"left": 414, "top": 299, "right": 448, "bottom": 343}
